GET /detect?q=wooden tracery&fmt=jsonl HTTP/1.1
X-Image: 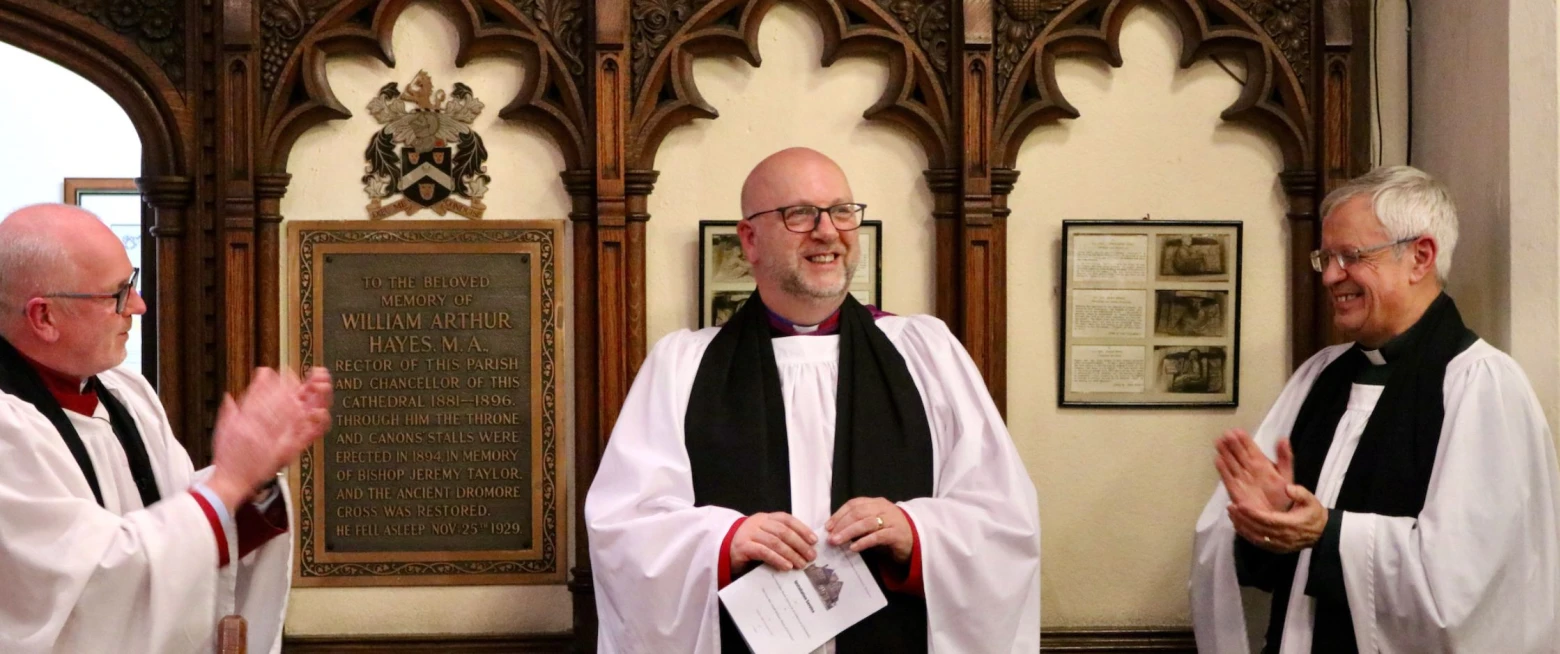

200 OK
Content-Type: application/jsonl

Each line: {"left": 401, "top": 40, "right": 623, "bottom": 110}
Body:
{"left": 1, "top": 0, "right": 1367, "bottom": 646}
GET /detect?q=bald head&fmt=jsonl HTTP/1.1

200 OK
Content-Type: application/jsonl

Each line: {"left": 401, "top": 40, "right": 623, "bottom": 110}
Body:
{"left": 740, "top": 147, "right": 853, "bottom": 218}
{"left": 0, "top": 204, "right": 120, "bottom": 322}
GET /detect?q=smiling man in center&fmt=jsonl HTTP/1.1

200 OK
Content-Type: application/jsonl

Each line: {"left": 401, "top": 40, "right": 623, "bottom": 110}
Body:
{"left": 585, "top": 147, "right": 1040, "bottom": 652}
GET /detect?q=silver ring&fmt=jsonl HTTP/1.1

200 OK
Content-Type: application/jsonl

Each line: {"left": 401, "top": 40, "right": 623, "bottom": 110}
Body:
{"left": 875, "top": 516, "right": 884, "bottom": 530}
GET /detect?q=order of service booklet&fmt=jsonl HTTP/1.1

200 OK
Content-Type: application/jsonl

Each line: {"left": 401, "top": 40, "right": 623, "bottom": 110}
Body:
{"left": 716, "top": 542, "right": 888, "bottom": 654}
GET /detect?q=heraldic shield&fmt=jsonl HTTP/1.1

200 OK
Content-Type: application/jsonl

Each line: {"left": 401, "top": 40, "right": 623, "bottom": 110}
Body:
{"left": 400, "top": 147, "right": 454, "bottom": 207}
{"left": 362, "top": 70, "right": 491, "bottom": 220}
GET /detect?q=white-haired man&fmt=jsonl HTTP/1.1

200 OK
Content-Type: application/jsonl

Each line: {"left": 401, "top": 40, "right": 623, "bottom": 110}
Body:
{"left": 1190, "top": 166, "right": 1560, "bottom": 652}
{"left": 0, "top": 203, "right": 332, "bottom": 653}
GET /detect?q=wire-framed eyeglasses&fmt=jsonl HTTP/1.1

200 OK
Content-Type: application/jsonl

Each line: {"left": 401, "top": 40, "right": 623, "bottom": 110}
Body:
{"left": 1309, "top": 237, "right": 1419, "bottom": 272}
{"left": 43, "top": 268, "right": 141, "bottom": 314}
{"left": 745, "top": 203, "right": 867, "bottom": 233}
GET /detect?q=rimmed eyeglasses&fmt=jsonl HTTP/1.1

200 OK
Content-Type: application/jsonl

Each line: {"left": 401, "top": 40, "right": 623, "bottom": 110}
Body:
{"left": 43, "top": 268, "right": 141, "bottom": 314}
{"left": 1309, "top": 237, "right": 1418, "bottom": 273}
{"left": 744, "top": 203, "right": 867, "bottom": 233}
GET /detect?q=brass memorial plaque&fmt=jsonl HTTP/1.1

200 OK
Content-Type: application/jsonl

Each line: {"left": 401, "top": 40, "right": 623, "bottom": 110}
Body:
{"left": 288, "top": 221, "right": 564, "bottom": 586}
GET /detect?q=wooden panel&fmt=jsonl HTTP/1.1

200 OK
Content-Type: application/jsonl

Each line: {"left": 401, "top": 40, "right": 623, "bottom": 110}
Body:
{"left": 256, "top": 173, "right": 290, "bottom": 369}
{"left": 282, "top": 633, "right": 573, "bottom": 653}
{"left": 282, "top": 628, "right": 1197, "bottom": 651}
{"left": 0, "top": 0, "right": 1361, "bottom": 645}
{"left": 223, "top": 233, "right": 253, "bottom": 397}
{"left": 1041, "top": 627, "right": 1198, "bottom": 652}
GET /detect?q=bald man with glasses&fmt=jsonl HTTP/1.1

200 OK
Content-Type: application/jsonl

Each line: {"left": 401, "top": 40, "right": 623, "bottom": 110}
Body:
{"left": 1190, "top": 167, "right": 1560, "bottom": 652}
{"left": 0, "top": 203, "right": 333, "bottom": 654}
{"left": 586, "top": 148, "right": 1039, "bottom": 653}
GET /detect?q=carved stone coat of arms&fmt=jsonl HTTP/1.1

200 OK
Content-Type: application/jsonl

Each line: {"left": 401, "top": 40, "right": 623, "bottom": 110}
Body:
{"left": 361, "top": 71, "right": 491, "bottom": 219}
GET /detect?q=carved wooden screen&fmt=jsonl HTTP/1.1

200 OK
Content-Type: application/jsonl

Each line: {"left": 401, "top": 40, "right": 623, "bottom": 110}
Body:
{"left": 0, "top": 0, "right": 1367, "bottom": 647}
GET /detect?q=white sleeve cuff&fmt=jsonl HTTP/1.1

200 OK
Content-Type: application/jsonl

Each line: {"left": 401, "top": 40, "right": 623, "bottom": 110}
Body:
{"left": 192, "top": 482, "right": 235, "bottom": 529}
{"left": 253, "top": 478, "right": 282, "bottom": 511}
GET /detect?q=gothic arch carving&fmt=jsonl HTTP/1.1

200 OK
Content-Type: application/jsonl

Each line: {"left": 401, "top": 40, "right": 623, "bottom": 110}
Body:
{"left": 993, "top": 0, "right": 1312, "bottom": 170}
{"left": 0, "top": 0, "right": 190, "bottom": 176}
{"left": 627, "top": 0, "right": 955, "bottom": 169}
{"left": 0, "top": 0, "right": 210, "bottom": 458}
{"left": 259, "top": 0, "right": 590, "bottom": 171}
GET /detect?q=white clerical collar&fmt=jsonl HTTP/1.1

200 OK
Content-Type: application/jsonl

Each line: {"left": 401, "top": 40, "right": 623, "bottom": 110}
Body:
{"left": 1362, "top": 349, "right": 1387, "bottom": 366}
{"left": 791, "top": 323, "right": 822, "bottom": 335}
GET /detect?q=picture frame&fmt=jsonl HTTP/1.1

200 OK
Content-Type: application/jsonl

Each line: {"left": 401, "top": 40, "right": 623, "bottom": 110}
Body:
{"left": 697, "top": 220, "right": 883, "bottom": 328}
{"left": 1058, "top": 220, "right": 1243, "bottom": 407}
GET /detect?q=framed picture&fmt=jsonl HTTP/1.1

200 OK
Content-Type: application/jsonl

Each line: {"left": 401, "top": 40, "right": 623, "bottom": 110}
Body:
{"left": 64, "top": 177, "right": 143, "bottom": 262}
{"left": 698, "top": 220, "right": 882, "bottom": 328}
{"left": 1058, "top": 220, "right": 1242, "bottom": 407}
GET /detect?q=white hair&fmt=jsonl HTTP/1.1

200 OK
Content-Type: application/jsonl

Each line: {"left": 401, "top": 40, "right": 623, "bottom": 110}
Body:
{"left": 1319, "top": 165, "right": 1459, "bottom": 281}
{"left": 0, "top": 227, "right": 71, "bottom": 329}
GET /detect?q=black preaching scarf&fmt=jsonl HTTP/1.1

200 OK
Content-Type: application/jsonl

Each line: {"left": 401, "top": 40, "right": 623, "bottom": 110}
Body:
{"left": 685, "top": 291, "right": 935, "bottom": 653}
{"left": 0, "top": 335, "right": 161, "bottom": 509}
{"left": 1236, "top": 293, "right": 1473, "bottom": 654}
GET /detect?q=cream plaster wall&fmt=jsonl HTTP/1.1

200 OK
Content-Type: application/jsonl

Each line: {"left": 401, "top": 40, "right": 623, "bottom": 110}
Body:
{"left": 1373, "top": 0, "right": 1410, "bottom": 167}
{"left": 1408, "top": 0, "right": 1509, "bottom": 349}
{"left": 278, "top": 1, "right": 573, "bottom": 636}
{"left": 1406, "top": 0, "right": 1560, "bottom": 438}
{"left": 1506, "top": 0, "right": 1560, "bottom": 438}
{"left": 646, "top": 3, "right": 934, "bottom": 344}
{"left": 1006, "top": 6, "right": 1289, "bottom": 626}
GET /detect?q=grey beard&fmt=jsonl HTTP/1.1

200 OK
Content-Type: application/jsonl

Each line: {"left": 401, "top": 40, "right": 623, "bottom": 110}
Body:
{"left": 768, "top": 256, "right": 858, "bottom": 301}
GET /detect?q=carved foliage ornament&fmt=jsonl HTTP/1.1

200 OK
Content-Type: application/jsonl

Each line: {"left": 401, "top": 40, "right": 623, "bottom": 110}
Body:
{"left": 630, "top": 0, "right": 703, "bottom": 98}
{"left": 1231, "top": 0, "right": 1310, "bottom": 83}
{"left": 51, "top": 0, "right": 186, "bottom": 83}
{"left": 261, "top": 0, "right": 588, "bottom": 109}
{"left": 874, "top": 0, "right": 952, "bottom": 80}
{"left": 363, "top": 71, "right": 493, "bottom": 220}
{"left": 993, "top": 0, "right": 1313, "bottom": 98}
{"left": 260, "top": 0, "right": 332, "bottom": 96}
{"left": 508, "top": 0, "right": 588, "bottom": 86}
{"left": 994, "top": 0, "right": 1070, "bottom": 95}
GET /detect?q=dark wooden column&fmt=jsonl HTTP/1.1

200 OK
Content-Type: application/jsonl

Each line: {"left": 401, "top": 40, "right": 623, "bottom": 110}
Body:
{"left": 138, "top": 175, "right": 198, "bottom": 457}
{"left": 1281, "top": 170, "right": 1324, "bottom": 368}
{"left": 218, "top": 0, "right": 259, "bottom": 396}
{"left": 255, "top": 173, "right": 290, "bottom": 370}
{"left": 989, "top": 166, "right": 1018, "bottom": 410}
{"left": 564, "top": 168, "right": 599, "bottom": 652}
{"left": 952, "top": 0, "right": 1006, "bottom": 410}
{"left": 927, "top": 168, "right": 960, "bottom": 327}
{"left": 570, "top": 0, "right": 637, "bottom": 646}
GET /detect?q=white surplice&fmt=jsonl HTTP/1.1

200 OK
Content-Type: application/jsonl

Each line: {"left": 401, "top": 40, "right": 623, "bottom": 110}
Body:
{"left": 1190, "top": 341, "right": 1560, "bottom": 653}
{"left": 586, "top": 315, "right": 1040, "bottom": 653}
{"left": 0, "top": 366, "right": 292, "bottom": 654}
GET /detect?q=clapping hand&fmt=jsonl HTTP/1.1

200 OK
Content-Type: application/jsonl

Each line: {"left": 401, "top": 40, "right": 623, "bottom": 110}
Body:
{"left": 1214, "top": 429, "right": 1327, "bottom": 553}
{"left": 207, "top": 367, "right": 334, "bottom": 511}
{"left": 294, "top": 367, "right": 333, "bottom": 442}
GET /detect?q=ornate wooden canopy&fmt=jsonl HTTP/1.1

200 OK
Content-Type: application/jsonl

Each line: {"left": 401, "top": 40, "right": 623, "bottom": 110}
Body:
{"left": 1, "top": 0, "right": 1369, "bottom": 646}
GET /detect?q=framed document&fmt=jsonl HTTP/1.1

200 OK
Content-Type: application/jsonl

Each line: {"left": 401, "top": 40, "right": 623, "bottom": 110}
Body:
{"left": 697, "top": 220, "right": 882, "bottom": 328}
{"left": 1059, "top": 220, "right": 1242, "bottom": 407}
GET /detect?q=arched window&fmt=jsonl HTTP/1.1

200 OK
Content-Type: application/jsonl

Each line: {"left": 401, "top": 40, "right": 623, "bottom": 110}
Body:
{"left": 0, "top": 41, "right": 154, "bottom": 381}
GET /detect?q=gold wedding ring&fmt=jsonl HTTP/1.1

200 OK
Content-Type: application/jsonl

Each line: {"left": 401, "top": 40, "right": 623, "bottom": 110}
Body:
{"left": 875, "top": 516, "right": 884, "bottom": 530}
